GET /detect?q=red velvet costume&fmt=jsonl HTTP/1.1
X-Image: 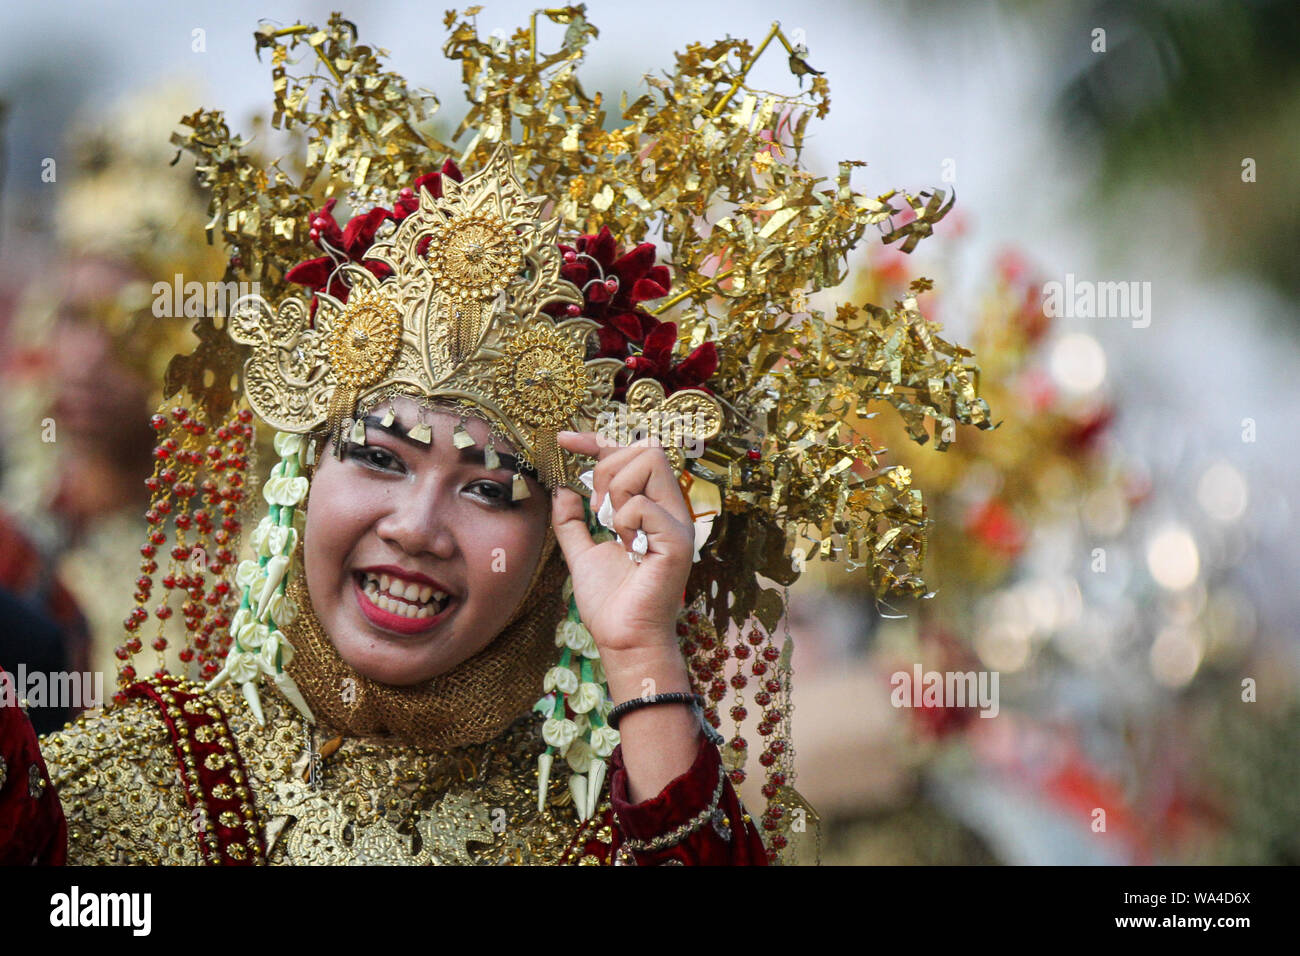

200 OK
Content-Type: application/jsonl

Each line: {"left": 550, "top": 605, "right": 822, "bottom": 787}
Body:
{"left": 573, "top": 731, "right": 769, "bottom": 865}
{"left": 0, "top": 669, "right": 67, "bottom": 865}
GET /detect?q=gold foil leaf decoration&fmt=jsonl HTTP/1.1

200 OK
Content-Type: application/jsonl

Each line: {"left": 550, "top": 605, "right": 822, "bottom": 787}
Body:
{"left": 167, "top": 9, "right": 995, "bottom": 638}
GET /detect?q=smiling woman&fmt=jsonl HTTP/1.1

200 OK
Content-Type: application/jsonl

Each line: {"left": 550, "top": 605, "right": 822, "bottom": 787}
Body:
{"left": 17, "top": 9, "right": 986, "bottom": 870}
{"left": 33, "top": 134, "right": 769, "bottom": 866}
{"left": 278, "top": 399, "right": 576, "bottom": 756}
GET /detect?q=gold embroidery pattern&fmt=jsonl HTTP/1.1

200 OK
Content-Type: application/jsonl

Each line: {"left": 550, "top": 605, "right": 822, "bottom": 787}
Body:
{"left": 28, "top": 763, "right": 46, "bottom": 800}
{"left": 562, "top": 801, "right": 616, "bottom": 865}
{"left": 40, "top": 680, "right": 614, "bottom": 865}
{"left": 619, "top": 763, "right": 727, "bottom": 854}
{"left": 224, "top": 686, "right": 603, "bottom": 865}
{"left": 133, "top": 676, "right": 265, "bottom": 865}
{"left": 40, "top": 704, "right": 203, "bottom": 865}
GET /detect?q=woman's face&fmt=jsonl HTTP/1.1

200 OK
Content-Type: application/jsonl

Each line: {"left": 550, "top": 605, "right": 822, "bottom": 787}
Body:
{"left": 303, "top": 397, "right": 550, "bottom": 686}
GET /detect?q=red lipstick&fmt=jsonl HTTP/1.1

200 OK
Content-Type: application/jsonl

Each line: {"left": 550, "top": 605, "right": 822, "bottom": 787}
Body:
{"left": 352, "top": 574, "right": 454, "bottom": 636}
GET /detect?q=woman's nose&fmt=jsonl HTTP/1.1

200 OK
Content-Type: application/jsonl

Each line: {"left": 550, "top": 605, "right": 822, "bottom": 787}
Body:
{"left": 376, "top": 490, "right": 459, "bottom": 561}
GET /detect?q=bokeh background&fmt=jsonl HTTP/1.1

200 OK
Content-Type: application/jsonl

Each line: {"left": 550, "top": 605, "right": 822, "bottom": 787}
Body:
{"left": 1, "top": 0, "right": 1296, "bottom": 861}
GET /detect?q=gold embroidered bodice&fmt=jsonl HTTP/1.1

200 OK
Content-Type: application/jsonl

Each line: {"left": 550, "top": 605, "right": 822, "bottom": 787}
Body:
{"left": 41, "top": 684, "right": 609, "bottom": 865}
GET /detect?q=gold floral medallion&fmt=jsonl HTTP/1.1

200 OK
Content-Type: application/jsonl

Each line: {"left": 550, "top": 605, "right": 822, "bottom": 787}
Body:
{"left": 426, "top": 211, "right": 524, "bottom": 358}
{"left": 495, "top": 325, "right": 591, "bottom": 487}
{"left": 324, "top": 288, "right": 403, "bottom": 443}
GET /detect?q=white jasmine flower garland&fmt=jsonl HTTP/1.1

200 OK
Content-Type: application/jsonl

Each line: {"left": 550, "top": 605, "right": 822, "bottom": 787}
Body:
{"left": 206, "top": 431, "right": 314, "bottom": 726}
{"left": 536, "top": 494, "right": 620, "bottom": 821}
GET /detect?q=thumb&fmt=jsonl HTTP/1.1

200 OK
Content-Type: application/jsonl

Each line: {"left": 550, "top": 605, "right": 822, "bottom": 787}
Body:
{"left": 551, "top": 487, "right": 596, "bottom": 566}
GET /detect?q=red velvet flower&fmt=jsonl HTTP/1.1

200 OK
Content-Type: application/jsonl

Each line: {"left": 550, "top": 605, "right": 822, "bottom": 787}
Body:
{"left": 285, "top": 201, "right": 391, "bottom": 311}
{"left": 544, "top": 226, "right": 717, "bottom": 398}
{"left": 546, "top": 225, "right": 672, "bottom": 357}
{"left": 391, "top": 159, "right": 463, "bottom": 221}
{"left": 624, "top": 321, "right": 718, "bottom": 395}
{"left": 286, "top": 160, "right": 464, "bottom": 314}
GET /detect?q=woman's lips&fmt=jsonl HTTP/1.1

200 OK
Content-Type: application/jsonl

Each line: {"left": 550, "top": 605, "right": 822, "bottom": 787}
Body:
{"left": 352, "top": 574, "right": 455, "bottom": 636}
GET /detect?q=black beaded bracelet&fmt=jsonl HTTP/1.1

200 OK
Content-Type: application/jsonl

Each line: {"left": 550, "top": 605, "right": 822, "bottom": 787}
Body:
{"left": 607, "top": 692, "right": 704, "bottom": 730}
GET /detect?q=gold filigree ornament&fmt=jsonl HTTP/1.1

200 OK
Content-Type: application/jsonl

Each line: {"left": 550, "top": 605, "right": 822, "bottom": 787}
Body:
{"left": 229, "top": 144, "right": 627, "bottom": 485}
{"left": 622, "top": 378, "right": 726, "bottom": 473}
{"left": 425, "top": 211, "right": 524, "bottom": 360}
{"left": 325, "top": 288, "right": 403, "bottom": 447}
{"left": 494, "top": 324, "right": 592, "bottom": 488}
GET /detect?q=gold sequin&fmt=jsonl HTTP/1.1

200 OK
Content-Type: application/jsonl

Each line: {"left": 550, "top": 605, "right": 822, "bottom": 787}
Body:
{"left": 28, "top": 763, "right": 46, "bottom": 800}
{"left": 203, "top": 752, "right": 228, "bottom": 772}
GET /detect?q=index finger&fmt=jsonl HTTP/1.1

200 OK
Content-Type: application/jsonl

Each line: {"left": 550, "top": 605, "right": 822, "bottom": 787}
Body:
{"left": 558, "top": 429, "right": 653, "bottom": 461}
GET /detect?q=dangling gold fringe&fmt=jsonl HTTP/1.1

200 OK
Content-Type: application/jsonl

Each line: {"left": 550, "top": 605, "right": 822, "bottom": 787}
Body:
{"left": 511, "top": 473, "right": 531, "bottom": 501}
{"left": 326, "top": 385, "right": 359, "bottom": 458}
{"left": 452, "top": 300, "right": 483, "bottom": 362}
{"left": 452, "top": 421, "right": 476, "bottom": 448}
{"left": 534, "top": 428, "right": 566, "bottom": 490}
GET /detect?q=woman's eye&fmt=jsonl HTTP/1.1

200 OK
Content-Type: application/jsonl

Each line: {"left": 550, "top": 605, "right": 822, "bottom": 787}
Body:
{"left": 347, "top": 444, "right": 403, "bottom": 473}
{"left": 468, "top": 480, "right": 513, "bottom": 506}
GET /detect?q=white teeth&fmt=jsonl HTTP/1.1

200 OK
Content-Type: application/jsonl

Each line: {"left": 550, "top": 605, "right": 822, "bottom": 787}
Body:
{"left": 360, "top": 572, "right": 454, "bottom": 618}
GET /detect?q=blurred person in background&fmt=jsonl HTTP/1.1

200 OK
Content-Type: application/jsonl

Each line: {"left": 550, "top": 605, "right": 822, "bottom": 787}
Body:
{"left": 0, "top": 89, "right": 219, "bottom": 685}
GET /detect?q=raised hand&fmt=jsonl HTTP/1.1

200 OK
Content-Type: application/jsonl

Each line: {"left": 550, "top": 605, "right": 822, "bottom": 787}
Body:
{"left": 549, "top": 430, "right": 695, "bottom": 664}
{"left": 550, "top": 430, "right": 701, "bottom": 801}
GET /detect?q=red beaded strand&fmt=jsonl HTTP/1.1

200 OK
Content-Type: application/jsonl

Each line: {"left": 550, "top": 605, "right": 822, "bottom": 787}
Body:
{"left": 680, "top": 606, "right": 804, "bottom": 856}
{"left": 196, "top": 407, "right": 252, "bottom": 682}
{"left": 116, "top": 401, "right": 253, "bottom": 704}
{"left": 752, "top": 603, "right": 796, "bottom": 862}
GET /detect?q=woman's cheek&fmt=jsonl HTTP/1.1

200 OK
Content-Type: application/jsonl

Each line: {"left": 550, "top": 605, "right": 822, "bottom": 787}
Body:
{"left": 472, "top": 517, "right": 539, "bottom": 611}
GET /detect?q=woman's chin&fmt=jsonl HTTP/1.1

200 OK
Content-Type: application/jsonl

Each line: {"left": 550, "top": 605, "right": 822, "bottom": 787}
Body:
{"left": 331, "top": 636, "right": 442, "bottom": 687}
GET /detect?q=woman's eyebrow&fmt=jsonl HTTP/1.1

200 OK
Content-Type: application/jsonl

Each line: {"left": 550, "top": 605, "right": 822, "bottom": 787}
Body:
{"left": 360, "top": 414, "right": 422, "bottom": 448}
{"left": 458, "top": 445, "right": 523, "bottom": 474}
{"left": 359, "top": 413, "right": 529, "bottom": 474}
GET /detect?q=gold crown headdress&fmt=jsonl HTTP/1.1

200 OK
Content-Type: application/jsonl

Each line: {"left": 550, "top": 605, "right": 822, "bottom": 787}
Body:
{"left": 117, "top": 8, "right": 992, "bottom": 860}
{"left": 230, "top": 144, "right": 656, "bottom": 490}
